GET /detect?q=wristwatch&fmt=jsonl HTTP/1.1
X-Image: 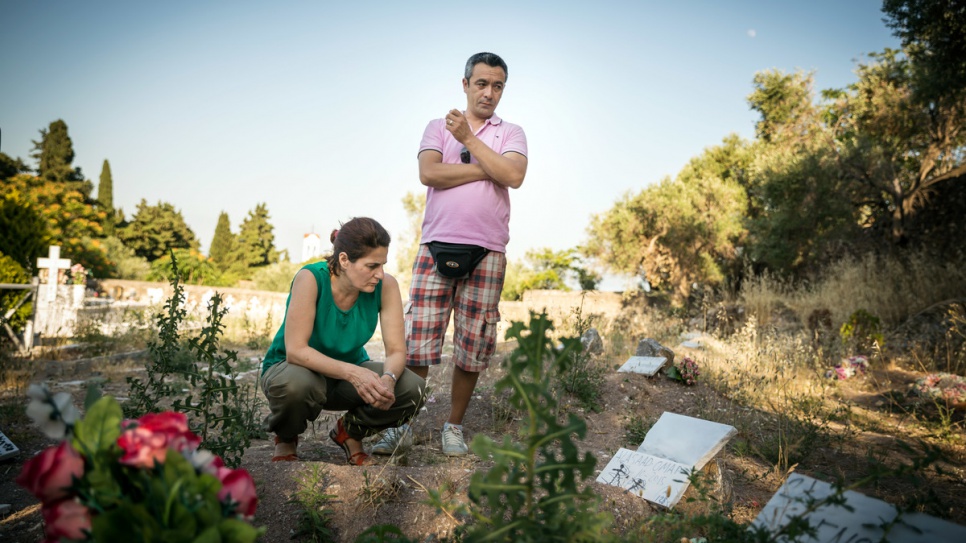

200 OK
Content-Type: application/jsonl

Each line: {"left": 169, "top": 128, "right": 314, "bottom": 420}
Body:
{"left": 382, "top": 371, "right": 398, "bottom": 383}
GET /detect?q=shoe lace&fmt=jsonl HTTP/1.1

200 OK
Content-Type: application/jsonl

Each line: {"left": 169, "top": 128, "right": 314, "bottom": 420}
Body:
{"left": 444, "top": 426, "right": 464, "bottom": 443}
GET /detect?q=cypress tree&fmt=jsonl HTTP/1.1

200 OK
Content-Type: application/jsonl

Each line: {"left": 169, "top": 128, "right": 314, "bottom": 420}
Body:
{"left": 98, "top": 159, "right": 115, "bottom": 235}
{"left": 31, "top": 119, "right": 85, "bottom": 185}
{"left": 209, "top": 211, "right": 235, "bottom": 271}
{"left": 234, "top": 203, "right": 279, "bottom": 268}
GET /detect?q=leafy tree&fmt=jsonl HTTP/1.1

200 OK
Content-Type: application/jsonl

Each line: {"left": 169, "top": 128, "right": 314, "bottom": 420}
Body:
{"left": 118, "top": 199, "right": 199, "bottom": 262}
{"left": 0, "top": 189, "right": 50, "bottom": 270}
{"left": 502, "top": 247, "right": 601, "bottom": 301}
{"left": 824, "top": 50, "right": 966, "bottom": 243}
{"left": 251, "top": 260, "right": 301, "bottom": 292}
{"left": 745, "top": 70, "right": 860, "bottom": 274}
{"left": 585, "top": 137, "right": 749, "bottom": 302}
{"left": 2, "top": 173, "right": 109, "bottom": 276}
{"left": 0, "top": 254, "right": 33, "bottom": 334}
{"left": 208, "top": 211, "right": 236, "bottom": 269}
{"left": 232, "top": 203, "right": 278, "bottom": 269}
{"left": 97, "top": 159, "right": 115, "bottom": 235}
{"left": 882, "top": 0, "right": 966, "bottom": 100}
{"left": 100, "top": 236, "right": 150, "bottom": 280}
{"left": 0, "top": 152, "right": 30, "bottom": 180}
{"left": 395, "top": 191, "right": 426, "bottom": 281}
{"left": 148, "top": 248, "right": 216, "bottom": 285}
{"left": 31, "top": 119, "right": 86, "bottom": 186}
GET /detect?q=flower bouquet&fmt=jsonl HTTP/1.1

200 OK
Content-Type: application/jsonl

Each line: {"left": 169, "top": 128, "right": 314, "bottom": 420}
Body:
{"left": 666, "top": 356, "right": 700, "bottom": 386}
{"left": 69, "top": 263, "right": 87, "bottom": 285}
{"left": 825, "top": 355, "right": 869, "bottom": 380}
{"left": 17, "top": 384, "right": 263, "bottom": 542}
{"left": 911, "top": 373, "right": 966, "bottom": 410}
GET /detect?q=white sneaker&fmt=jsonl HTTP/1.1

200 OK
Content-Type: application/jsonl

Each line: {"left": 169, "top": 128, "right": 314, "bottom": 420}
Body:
{"left": 371, "top": 423, "right": 413, "bottom": 455}
{"left": 441, "top": 424, "right": 468, "bottom": 456}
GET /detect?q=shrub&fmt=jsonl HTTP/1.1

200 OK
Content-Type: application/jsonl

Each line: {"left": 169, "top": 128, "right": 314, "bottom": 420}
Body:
{"left": 464, "top": 312, "right": 613, "bottom": 542}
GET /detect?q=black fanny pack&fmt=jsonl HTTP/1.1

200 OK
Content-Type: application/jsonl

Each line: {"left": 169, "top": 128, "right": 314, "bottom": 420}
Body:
{"left": 427, "top": 241, "right": 488, "bottom": 279}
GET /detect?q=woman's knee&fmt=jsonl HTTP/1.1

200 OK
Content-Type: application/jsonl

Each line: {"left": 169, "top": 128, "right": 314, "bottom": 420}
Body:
{"left": 396, "top": 370, "right": 428, "bottom": 410}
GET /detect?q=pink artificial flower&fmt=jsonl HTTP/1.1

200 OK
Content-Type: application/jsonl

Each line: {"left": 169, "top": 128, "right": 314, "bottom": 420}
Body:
{"left": 15, "top": 441, "right": 85, "bottom": 504}
{"left": 117, "top": 411, "right": 201, "bottom": 468}
{"left": 42, "top": 498, "right": 92, "bottom": 541}
{"left": 216, "top": 466, "right": 258, "bottom": 518}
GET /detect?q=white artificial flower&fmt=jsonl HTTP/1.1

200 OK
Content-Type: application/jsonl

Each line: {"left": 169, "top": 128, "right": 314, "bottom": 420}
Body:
{"left": 24, "top": 383, "right": 80, "bottom": 439}
{"left": 185, "top": 448, "right": 218, "bottom": 474}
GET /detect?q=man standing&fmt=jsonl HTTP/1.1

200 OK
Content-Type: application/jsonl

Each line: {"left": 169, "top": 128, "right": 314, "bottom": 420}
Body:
{"left": 372, "top": 52, "right": 527, "bottom": 456}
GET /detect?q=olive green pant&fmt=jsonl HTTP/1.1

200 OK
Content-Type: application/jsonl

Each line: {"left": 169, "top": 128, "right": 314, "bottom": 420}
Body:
{"left": 260, "top": 360, "right": 426, "bottom": 441}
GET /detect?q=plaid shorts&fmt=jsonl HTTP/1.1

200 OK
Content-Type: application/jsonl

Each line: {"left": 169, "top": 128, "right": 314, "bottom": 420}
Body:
{"left": 405, "top": 244, "right": 506, "bottom": 372}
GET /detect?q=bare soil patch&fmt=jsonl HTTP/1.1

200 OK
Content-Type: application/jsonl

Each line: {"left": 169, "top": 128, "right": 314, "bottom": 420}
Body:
{"left": 2, "top": 336, "right": 965, "bottom": 542}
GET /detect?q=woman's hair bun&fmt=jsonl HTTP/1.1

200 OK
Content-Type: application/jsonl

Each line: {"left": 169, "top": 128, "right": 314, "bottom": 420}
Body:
{"left": 330, "top": 229, "right": 339, "bottom": 244}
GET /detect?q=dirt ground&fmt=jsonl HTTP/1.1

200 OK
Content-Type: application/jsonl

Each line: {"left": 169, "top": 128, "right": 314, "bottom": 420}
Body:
{"left": 2, "top": 335, "right": 965, "bottom": 542}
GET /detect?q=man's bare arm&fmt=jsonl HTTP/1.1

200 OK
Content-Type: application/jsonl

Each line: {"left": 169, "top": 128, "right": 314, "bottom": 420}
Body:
{"left": 462, "top": 139, "right": 527, "bottom": 189}
{"left": 447, "top": 110, "right": 527, "bottom": 189}
{"left": 418, "top": 150, "right": 492, "bottom": 189}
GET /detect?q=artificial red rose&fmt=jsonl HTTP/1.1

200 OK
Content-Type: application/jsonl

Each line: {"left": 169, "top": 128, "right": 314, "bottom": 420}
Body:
{"left": 42, "top": 498, "right": 92, "bottom": 541}
{"left": 117, "top": 411, "right": 201, "bottom": 468}
{"left": 15, "top": 441, "right": 85, "bottom": 503}
{"left": 216, "top": 466, "right": 258, "bottom": 518}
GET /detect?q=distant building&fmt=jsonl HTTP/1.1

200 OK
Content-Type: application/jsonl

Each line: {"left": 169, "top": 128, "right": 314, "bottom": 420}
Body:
{"left": 302, "top": 232, "right": 322, "bottom": 263}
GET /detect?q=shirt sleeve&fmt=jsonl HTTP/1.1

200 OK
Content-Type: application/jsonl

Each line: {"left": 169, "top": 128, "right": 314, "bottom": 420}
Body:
{"left": 501, "top": 123, "right": 528, "bottom": 157}
{"left": 418, "top": 119, "right": 444, "bottom": 157}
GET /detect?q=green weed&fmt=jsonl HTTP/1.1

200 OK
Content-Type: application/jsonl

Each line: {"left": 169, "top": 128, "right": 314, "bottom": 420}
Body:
{"left": 290, "top": 464, "right": 337, "bottom": 543}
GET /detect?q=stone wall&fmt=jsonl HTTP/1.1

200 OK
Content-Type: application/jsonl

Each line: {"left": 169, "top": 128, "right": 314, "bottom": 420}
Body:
{"left": 498, "top": 290, "right": 624, "bottom": 335}
{"left": 97, "top": 279, "right": 289, "bottom": 324}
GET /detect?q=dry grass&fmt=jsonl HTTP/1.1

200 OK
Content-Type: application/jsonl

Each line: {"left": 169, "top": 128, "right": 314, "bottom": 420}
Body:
{"left": 788, "top": 251, "right": 966, "bottom": 329}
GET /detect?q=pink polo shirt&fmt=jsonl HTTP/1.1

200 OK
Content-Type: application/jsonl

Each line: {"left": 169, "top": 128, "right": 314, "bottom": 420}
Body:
{"left": 417, "top": 113, "right": 528, "bottom": 253}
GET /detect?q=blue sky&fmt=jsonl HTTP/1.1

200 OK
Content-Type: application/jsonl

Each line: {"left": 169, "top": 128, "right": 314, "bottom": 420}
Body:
{"left": 1, "top": 0, "right": 898, "bottom": 281}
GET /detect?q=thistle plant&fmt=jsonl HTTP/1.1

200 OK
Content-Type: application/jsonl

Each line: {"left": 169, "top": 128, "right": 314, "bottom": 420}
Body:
{"left": 125, "top": 252, "right": 187, "bottom": 417}
{"left": 126, "top": 251, "right": 261, "bottom": 468}
{"left": 465, "top": 311, "right": 613, "bottom": 543}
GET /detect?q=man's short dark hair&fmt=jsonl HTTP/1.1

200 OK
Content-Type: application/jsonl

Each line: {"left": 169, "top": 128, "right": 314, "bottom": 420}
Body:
{"left": 464, "top": 52, "right": 508, "bottom": 81}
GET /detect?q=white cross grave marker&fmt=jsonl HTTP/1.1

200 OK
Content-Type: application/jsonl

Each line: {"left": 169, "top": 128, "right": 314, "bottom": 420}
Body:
{"left": 37, "top": 246, "right": 71, "bottom": 302}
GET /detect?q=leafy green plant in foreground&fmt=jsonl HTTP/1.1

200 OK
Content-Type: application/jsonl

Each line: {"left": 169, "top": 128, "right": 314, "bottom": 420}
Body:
{"left": 126, "top": 251, "right": 261, "bottom": 467}
{"left": 465, "top": 311, "right": 613, "bottom": 542}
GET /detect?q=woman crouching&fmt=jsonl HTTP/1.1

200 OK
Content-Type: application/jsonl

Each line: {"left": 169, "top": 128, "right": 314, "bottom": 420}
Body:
{"left": 260, "top": 217, "right": 425, "bottom": 465}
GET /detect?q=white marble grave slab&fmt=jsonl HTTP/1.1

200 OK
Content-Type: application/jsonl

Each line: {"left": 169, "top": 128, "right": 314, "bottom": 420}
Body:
{"left": 0, "top": 429, "right": 20, "bottom": 461}
{"left": 639, "top": 412, "right": 736, "bottom": 470}
{"left": 617, "top": 356, "right": 666, "bottom": 376}
{"left": 753, "top": 473, "right": 966, "bottom": 542}
{"left": 596, "top": 448, "right": 691, "bottom": 508}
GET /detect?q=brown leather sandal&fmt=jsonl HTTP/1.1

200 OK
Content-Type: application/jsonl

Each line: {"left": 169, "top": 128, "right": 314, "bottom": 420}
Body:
{"left": 272, "top": 435, "right": 299, "bottom": 462}
{"left": 328, "top": 418, "right": 373, "bottom": 466}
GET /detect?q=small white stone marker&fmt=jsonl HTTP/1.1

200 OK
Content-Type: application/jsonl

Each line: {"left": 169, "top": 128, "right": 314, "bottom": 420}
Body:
{"left": 0, "top": 428, "right": 20, "bottom": 461}
{"left": 639, "top": 412, "right": 736, "bottom": 470}
{"left": 753, "top": 473, "right": 966, "bottom": 541}
{"left": 618, "top": 356, "right": 667, "bottom": 376}
{"left": 597, "top": 412, "right": 736, "bottom": 508}
{"left": 680, "top": 340, "right": 701, "bottom": 349}
{"left": 596, "top": 448, "right": 691, "bottom": 508}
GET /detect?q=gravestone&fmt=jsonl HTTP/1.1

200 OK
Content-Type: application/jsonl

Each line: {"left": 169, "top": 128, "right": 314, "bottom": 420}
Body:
{"left": 0, "top": 428, "right": 20, "bottom": 461}
{"left": 753, "top": 473, "right": 966, "bottom": 541}
{"left": 618, "top": 355, "right": 667, "bottom": 376}
{"left": 597, "top": 448, "right": 691, "bottom": 507}
{"left": 581, "top": 328, "right": 604, "bottom": 355}
{"left": 639, "top": 412, "right": 736, "bottom": 470}
{"left": 34, "top": 245, "right": 85, "bottom": 337}
{"left": 597, "top": 411, "right": 736, "bottom": 508}
{"left": 37, "top": 245, "right": 71, "bottom": 302}
{"left": 635, "top": 338, "right": 674, "bottom": 366}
